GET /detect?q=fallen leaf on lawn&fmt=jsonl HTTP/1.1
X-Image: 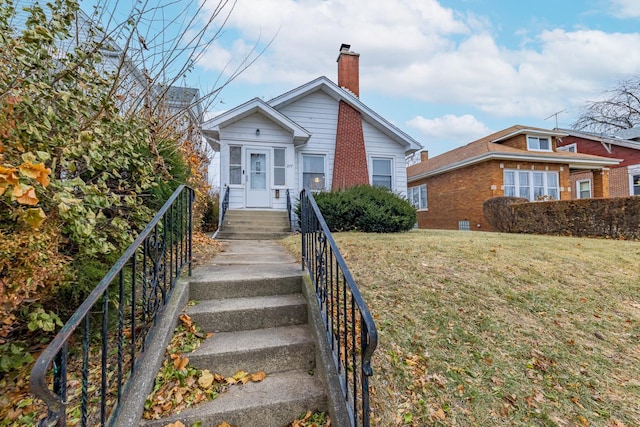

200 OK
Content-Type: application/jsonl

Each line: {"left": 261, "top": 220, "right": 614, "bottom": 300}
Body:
{"left": 577, "top": 415, "right": 589, "bottom": 426}
{"left": 250, "top": 371, "right": 266, "bottom": 382}
{"left": 433, "top": 408, "right": 446, "bottom": 420}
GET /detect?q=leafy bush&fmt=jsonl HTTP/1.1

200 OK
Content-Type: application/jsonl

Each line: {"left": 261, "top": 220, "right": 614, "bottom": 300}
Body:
{"left": 312, "top": 185, "right": 416, "bottom": 233}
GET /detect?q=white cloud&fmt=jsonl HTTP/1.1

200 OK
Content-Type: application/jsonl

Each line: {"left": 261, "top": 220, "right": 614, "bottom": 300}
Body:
{"left": 609, "top": 0, "right": 640, "bottom": 18}
{"left": 407, "top": 114, "right": 491, "bottom": 155}
{"left": 196, "top": 0, "right": 640, "bottom": 125}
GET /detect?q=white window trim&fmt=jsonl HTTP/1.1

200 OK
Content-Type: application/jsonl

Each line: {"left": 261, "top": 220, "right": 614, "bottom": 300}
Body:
{"left": 273, "top": 147, "right": 287, "bottom": 188}
{"left": 228, "top": 145, "right": 244, "bottom": 188}
{"left": 576, "top": 179, "right": 592, "bottom": 199}
{"left": 503, "top": 169, "right": 559, "bottom": 201}
{"left": 408, "top": 184, "right": 428, "bottom": 210}
{"left": 557, "top": 143, "right": 577, "bottom": 153}
{"left": 300, "top": 152, "right": 327, "bottom": 192}
{"left": 527, "top": 135, "right": 553, "bottom": 152}
{"left": 628, "top": 165, "right": 640, "bottom": 196}
{"left": 370, "top": 156, "right": 394, "bottom": 190}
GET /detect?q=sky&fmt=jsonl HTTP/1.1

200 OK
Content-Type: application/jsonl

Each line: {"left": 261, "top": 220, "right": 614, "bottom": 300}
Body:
{"left": 182, "top": 0, "right": 640, "bottom": 157}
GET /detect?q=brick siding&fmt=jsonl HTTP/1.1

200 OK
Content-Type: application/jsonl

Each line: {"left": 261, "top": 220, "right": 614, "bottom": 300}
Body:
{"left": 332, "top": 100, "right": 369, "bottom": 189}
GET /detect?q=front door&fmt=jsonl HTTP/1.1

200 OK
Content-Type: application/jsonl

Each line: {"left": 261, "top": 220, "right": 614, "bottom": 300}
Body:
{"left": 246, "top": 149, "right": 270, "bottom": 207}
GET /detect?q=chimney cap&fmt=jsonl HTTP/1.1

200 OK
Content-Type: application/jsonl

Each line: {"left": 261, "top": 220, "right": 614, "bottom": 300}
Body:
{"left": 340, "top": 43, "right": 351, "bottom": 52}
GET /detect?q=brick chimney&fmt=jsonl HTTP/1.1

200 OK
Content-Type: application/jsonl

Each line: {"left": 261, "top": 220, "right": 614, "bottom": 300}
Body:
{"left": 332, "top": 44, "right": 369, "bottom": 190}
{"left": 337, "top": 43, "right": 360, "bottom": 97}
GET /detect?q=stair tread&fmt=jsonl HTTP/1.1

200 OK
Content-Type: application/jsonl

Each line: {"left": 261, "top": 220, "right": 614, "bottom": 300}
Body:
{"left": 139, "top": 370, "right": 326, "bottom": 427}
{"left": 188, "top": 293, "right": 305, "bottom": 314}
{"left": 192, "top": 325, "right": 313, "bottom": 356}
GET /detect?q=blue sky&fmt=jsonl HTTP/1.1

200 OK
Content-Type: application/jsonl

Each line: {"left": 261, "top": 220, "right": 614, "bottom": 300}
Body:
{"left": 84, "top": 0, "right": 640, "bottom": 157}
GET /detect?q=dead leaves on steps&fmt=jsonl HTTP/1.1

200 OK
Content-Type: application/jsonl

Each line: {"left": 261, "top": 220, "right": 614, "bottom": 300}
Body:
{"left": 143, "top": 312, "right": 266, "bottom": 421}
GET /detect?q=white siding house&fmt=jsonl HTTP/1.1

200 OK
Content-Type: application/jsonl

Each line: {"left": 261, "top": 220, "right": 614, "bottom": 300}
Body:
{"left": 203, "top": 46, "right": 422, "bottom": 217}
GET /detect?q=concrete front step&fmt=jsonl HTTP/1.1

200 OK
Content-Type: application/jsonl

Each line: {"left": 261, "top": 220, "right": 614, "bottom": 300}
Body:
{"left": 187, "top": 294, "right": 307, "bottom": 333}
{"left": 140, "top": 370, "right": 327, "bottom": 427}
{"left": 222, "top": 224, "right": 291, "bottom": 233}
{"left": 219, "top": 210, "right": 292, "bottom": 241}
{"left": 190, "top": 275, "right": 303, "bottom": 301}
{"left": 216, "top": 231, "right": 292, "bottom": 240}
{"left": 189, "top": 325, "right": 315, "bottom": 377}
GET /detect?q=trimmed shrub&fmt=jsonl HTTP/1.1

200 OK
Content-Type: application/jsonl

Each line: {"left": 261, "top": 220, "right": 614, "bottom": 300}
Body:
{"left": 313, "top": 185, "right": 416, "bottom": 233}
{"left": 483, "top": 197, "right": 528, "bottom": 232}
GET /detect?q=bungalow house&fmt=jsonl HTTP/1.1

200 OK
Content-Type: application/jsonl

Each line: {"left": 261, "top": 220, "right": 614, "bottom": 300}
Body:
{"left": 406, "top": 125, "right": 621, "bottom": 231}
{"left": 555, "top": 128, "right": 640, "bottom": 198}
{"left": 202, "top": 44, "right": 422, "bottom": 213}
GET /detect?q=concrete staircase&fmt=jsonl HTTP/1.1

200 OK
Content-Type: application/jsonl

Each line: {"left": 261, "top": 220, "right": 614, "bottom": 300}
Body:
{"left": 139, "top": 241, "right": 329, "bottom": 427}
{"left": 216, "top": 210, "right": 292, "bottom": 240}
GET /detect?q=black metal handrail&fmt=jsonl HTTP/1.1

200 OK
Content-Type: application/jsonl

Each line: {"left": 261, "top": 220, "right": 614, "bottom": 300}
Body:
{"left": 30, "top": 185, "right": 194, "bottom": 427}
{"left": 219, "top": 185, "right": 230, "bottom": 228}
{"left": 299, "top": 189, "right": 378, "bottom": 427}
{"left": 286, "top": 188, "right": 293, "bottom": 230}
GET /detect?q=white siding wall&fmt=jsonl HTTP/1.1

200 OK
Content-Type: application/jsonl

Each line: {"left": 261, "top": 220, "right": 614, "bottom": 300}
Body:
{"left": 362, "top": 120, "right": 409, "bottom": 196}
{"left": 219, "top": 112, "right": 295, "bottom": 210}
{"left": 278, "top": 91, "right": 339, "bottom": 192}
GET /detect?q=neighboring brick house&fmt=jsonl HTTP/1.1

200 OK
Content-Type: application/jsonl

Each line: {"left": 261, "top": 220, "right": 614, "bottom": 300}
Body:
{"left": 555, "top": 128, "right": 640, "bottom": 198}
{"left": 406, "top": 125, "right": 621, "bottom": 231}
{"left": 203, "top": 44, "right": 422, "bottom": 213}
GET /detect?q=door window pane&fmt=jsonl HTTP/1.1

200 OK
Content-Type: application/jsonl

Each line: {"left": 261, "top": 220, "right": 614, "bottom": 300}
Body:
{"left": 250, "top": 153, "right": 266, "bottom": 190}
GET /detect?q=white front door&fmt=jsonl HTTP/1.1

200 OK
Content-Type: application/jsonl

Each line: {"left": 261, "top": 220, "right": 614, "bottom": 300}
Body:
{"left": 246, "top": 149, "right": 270, "bottom": 207}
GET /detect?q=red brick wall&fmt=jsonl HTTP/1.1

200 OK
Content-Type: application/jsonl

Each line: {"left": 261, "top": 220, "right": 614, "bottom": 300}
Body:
{"left": 610, "top": 166, "right": 630, "bottom": 196}
{"left": 337, "top": 52, "right": 359, "bottom": 97}
{"left": 559, "top": 136, "right": 640, "bottom": 167}
{"left": 413, "top": 160, "right": 571, "bottom": 231}
{"left": 332, "top": 101, "right": 369, "bottom": 189}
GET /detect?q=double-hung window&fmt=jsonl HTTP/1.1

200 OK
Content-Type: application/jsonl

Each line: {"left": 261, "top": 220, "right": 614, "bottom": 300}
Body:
{"left": 302, "top": 154, "right": 325, "bottom": 190}
{"left": 408, "top": 184, "right": 427, "bottom": 209}
{"left": 229, "top": 146, "right": 242, "bottom": 185}
{"left": 372, "top": 158, "right": 393, "bottom": 189}
{"left": 577, "top": 180, "right": 591, "bottom": 199}
{"left": 503, "top": 169, "right": 558, "bottom": 201}
{"left": 273, "top": 148, "right": 285, "bottom": 186}
{"left": 633, "top": 174, "right": 640, "bottom": 195}
{"left": 527, "top": 136, "right": 551, "bottom": 151}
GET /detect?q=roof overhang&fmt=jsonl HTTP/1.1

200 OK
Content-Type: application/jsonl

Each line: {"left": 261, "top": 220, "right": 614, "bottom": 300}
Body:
{"left": 269, "top": 76, "right": 423, "bottom": 155}
{"left": 202, "top": 98, "right": 311, "bottom": 149}
{"left": 408, "top": 152, "right": 621, "bottom": 182}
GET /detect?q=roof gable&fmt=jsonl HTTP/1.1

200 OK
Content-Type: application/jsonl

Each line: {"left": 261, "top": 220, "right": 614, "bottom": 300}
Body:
{"left": 202, "top": 97, "right": 311, "bottom": 146}
{"left": 268, "top": 76, "right": 422, "bottom": 153}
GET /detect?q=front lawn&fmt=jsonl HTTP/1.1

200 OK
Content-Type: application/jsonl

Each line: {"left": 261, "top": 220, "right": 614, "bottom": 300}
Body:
{"left": 282, "top": 230, "right": 640, "bottom": 426}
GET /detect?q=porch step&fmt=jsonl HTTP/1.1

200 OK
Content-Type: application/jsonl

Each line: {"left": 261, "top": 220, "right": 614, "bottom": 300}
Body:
{"left": 140, "top": 370, "right": 326, "bottom": 427}
{"left": 188, "top": 325, "right": 315, "bottom": 377}
{"left": 186, "top": 294, "right": 307, "bottom": 332}
{"left": 218, "top": 210, "right": 292, "bottom": 240}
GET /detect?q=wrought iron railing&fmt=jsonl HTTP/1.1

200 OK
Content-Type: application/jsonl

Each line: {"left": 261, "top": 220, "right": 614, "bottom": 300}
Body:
{"left": 299, "top": 189, "right": 378, "bottom": 427}
{"left": 30, "top": 185, "right": 194, "bottom": 427}
{"left": 219, "top": 185, "right": 230, "bottom": 228}
{"left": 286, "top": 188, "right": 293, "bottom": 230}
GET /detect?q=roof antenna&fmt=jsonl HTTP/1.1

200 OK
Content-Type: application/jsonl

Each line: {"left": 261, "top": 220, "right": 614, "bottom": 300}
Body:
{"left": 544, "top": 109, "right": 567, "bottom": 128}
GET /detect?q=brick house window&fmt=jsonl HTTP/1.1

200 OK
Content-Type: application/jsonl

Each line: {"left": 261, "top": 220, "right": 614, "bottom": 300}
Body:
{"left": 302, "top": 154, "right": 325, "bottom": 190}
{"left": 527, "top": 136, "right": 551, "bottom": 152}
{"left": 408, "top": 184, "right": 427, "bottom": 210}
{"left": 504, "top": 170, "right": 559, "bottom": 201}
{"left": 633, "top": 174, "right": 640, "bottom": 195}
{"left": 372, "top": 158, "right": 393, "bottom": 189}
{"left": 577, "top": 179, "right": 592, "bottom": 199}
{"left": 229, "top": 145, "right": 242, "bottom": 185}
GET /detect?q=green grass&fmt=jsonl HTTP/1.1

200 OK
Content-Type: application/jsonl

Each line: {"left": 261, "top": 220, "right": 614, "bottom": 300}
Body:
{"left": 282, "top": 230, "right": 640, "bottom": 426}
